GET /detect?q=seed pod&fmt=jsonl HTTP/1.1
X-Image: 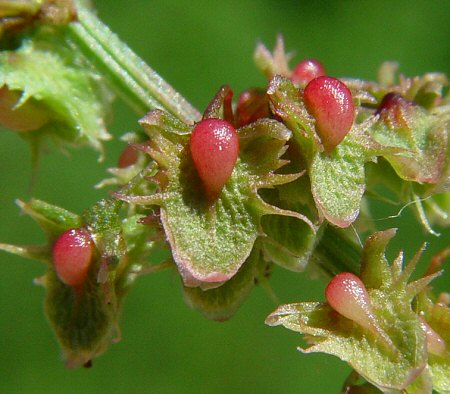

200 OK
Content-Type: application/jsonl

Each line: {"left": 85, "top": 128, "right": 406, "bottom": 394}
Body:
{"left": 291, "top": 58, "right": 326, "bottom": 86}
{"left": 52, "top": 228, "right": 94, "bottom": 287}
{"left": 190, "top": 118, "right": 239, "bottom": 200}
{"left": 303, "top": 76, "right": 355, "bottom": 152}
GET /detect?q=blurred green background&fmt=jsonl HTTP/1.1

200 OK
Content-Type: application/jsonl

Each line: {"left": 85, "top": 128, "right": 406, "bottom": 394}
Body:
{"left": 1, "top": 1, "right": 449, "bottom": 393}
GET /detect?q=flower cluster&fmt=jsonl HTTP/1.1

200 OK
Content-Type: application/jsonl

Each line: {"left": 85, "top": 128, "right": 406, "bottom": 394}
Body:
{"left": 0, "top": 2, "right": 448, "bottom": 391}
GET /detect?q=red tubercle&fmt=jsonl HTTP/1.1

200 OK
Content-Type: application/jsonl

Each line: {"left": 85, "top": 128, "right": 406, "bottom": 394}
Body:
{"left": 291, "top": 59, "right": 326, "bottom": 86}
{"left": 303, "top": 76, "right": 355, "bottom": 153}
{"left": 52, "top": 228, "right": 94, "bottom": 288}
{"left": 190, "top": 118, "right": 239, "bottom": 201}
{"left": 326, "top": 272, "right": 397, "bottom": 354}
{"left": 235, "top": 88, "right": 271, "bottom": 127}
{"left": 118, "top": 145, "right": 139, "bottom": 168}
{"left": 325, "top": 272, "right": 373, "bottom": 330}
{"left": 419, "top": 317, "right": 447, "bottom": 356}
{"left": 376, "top": 92, "right": 415, "bottom": 129}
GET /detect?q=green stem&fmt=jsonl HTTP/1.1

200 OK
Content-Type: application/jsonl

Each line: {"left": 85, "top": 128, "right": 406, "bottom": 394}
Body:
{"left": 311, "top": 225, "right": 362, "bottom": 277}
{"left": 67, "top": 2, "right": 201, "bottom": 124}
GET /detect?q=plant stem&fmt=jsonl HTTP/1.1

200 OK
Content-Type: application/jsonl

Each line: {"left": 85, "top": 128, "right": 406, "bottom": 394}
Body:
{"left": 68, "top": 2, "right": 201, "bottom": 125}
{"left": 310, "top": 225, "right": 362, "bottom": 277}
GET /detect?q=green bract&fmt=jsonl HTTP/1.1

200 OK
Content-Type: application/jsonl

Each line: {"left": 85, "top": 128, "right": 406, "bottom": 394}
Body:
{"left": 267, "top": 76, "right": 384, "bottom": 227}
{"left": 183, "top": 242, "right": 269, "bottom": 321}
{"left": 0, "top": 33, "right": 112, "bottom": 156}
{"left": 0, "top": 198, "right": 160, "bottom": 367}
{"left": 115, "top": 92, "right": 316, "bottom": 288}
{"left": 266, "top": 229, "right": 448, "bottom": 393}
